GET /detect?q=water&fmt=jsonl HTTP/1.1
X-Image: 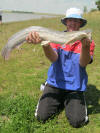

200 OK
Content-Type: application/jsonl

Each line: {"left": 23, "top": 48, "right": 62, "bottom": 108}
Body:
{"left": 2, "top": 12, "right": 56, "bottom": 23}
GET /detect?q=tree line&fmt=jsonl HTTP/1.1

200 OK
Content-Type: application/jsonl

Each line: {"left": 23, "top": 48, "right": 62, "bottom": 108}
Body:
{"left": 96, "top": 0, "right": 100, "bottom": 10}
{"left": 83, "top": 0, "right": 100, "bottom": 13}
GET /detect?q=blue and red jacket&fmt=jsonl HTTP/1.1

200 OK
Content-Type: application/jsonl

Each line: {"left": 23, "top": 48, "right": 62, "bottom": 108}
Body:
{"left": 46, "top": 40, "right": 95, "bottom": 91}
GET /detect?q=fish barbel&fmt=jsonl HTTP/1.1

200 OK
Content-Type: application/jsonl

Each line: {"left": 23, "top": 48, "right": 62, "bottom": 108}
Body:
{"left": 1, "top": 26, "right": 92, "bottom": 60}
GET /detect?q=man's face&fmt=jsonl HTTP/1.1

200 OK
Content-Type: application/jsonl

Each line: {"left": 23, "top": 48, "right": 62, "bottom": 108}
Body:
{"left": 65, "top": 18, "right": 82, "bottom": 31}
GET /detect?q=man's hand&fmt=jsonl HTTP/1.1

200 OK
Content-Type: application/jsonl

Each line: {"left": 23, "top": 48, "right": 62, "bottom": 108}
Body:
{"left": 26, "top": 31, "right": 42, "bottom": 44}
{"left": 81, "top": 37, "right": 91, "bottom": 47}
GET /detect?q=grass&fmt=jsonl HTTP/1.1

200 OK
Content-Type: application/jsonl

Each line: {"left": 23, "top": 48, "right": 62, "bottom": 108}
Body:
{"left": 0, "top": 12, "right": 100, "bottom": 133}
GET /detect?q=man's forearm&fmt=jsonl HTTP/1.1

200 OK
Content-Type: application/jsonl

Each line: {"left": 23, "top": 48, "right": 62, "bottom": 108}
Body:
{"left": 42, "top": 44, "right": 58, "bottom": 62}
{"left": 80, "top": 45, "right": 91, "bottom": 67}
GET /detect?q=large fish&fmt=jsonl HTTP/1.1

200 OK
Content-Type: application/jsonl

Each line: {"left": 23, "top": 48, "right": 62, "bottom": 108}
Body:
{"left": 1, "top": 26, "right": 92, "bottom": 60}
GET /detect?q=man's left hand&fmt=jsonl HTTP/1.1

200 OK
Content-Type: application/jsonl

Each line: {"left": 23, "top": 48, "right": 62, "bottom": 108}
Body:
{"left": 81, "top": 37, "right": 91, "bottom": 47}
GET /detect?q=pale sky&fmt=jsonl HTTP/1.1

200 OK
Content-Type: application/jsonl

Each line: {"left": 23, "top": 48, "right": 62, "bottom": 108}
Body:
{"left": 0, "top": 0, "right": 97, "bottom": 14}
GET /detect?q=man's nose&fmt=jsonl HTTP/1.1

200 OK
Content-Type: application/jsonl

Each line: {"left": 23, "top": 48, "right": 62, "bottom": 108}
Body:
{"left": 70, "top": 21, "right": 75, "bottom": 24}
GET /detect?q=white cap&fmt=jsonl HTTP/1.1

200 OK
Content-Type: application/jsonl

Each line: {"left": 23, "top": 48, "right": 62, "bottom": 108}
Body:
{"left": 61, "top": 7, "right": 87, "bottom": 28}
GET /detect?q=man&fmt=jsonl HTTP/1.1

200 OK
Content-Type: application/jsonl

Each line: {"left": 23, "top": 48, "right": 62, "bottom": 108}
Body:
{"left": 26, "top": 8, "right": 95, "bottom": 128}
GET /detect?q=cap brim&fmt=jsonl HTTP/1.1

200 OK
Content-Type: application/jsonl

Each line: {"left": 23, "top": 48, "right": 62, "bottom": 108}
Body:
{"left": 61, "top": 17, "right": 87, "bottom": 28}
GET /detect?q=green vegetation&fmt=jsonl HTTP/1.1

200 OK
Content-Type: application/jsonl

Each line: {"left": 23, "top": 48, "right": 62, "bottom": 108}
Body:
{"left": 96, "top": 0, "right": 100, "bottom": 10}
{"left": 0, "top": 12, "right": 100, "bottom": 133}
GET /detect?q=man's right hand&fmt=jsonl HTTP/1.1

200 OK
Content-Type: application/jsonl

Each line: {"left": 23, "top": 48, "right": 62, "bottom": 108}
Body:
{"left": 26, "top": 31, "right": 42, "bottom": 44}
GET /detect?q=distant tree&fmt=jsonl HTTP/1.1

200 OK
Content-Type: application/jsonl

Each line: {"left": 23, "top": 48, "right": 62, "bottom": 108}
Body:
{"left": 83, "top": 6, "right": 87, "bottom": 13}
{"left": 96, "top": 0, "right": 100, "bottom": 10}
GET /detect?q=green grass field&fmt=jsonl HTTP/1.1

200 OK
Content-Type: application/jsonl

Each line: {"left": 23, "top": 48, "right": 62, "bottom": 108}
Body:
{"left": 0, "top": 11, "right": 100, "bottom": 133}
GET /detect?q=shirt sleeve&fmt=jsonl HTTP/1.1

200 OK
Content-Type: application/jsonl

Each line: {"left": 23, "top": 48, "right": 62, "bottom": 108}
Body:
{"left": 90, "top": 40, "right": 95, "bottom": 56}
{"left": 49, "top": 42, "right": 61, "bottom": 51}
{"left": 89, "top": 40, "right": 95, "bottom": 64}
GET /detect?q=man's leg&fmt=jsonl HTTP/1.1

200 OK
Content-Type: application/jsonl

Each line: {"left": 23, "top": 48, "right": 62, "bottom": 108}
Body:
{"left": 64, "top": 91, "right": 88, "bottom": 128}
{"left": 35, "top": 84, "right": 65, "bottom": 122}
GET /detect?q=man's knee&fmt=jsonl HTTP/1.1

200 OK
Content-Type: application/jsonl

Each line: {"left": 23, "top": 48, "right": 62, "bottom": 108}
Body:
{"left": 36, "top": 111, "right": 50, "bottom": 123}
{"left": 35, "top": 103, "right": 51, "bottom": 123}
{"left": 67, "top": 115, "right": 87, "bottom": 128}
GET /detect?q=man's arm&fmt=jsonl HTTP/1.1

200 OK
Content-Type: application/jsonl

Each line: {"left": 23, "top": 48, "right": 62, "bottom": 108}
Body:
{"left": 42, "top": 43, "right": 58, "bottom": 62}
{"left": 80, "top": 37, "right": 91, "bottom": 67}
{"left": 26, "top": 31, "right": 58, "bottom": 63}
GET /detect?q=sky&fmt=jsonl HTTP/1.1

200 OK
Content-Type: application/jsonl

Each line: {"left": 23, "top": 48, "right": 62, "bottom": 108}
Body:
{"left": 0, "top": 0, "right": 98, "bottom": 14}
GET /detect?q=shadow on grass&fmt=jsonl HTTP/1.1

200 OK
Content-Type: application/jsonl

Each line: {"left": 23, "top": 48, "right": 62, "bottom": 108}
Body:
{"left": 86, "top": 84, "right": 100, "bottom": 115}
